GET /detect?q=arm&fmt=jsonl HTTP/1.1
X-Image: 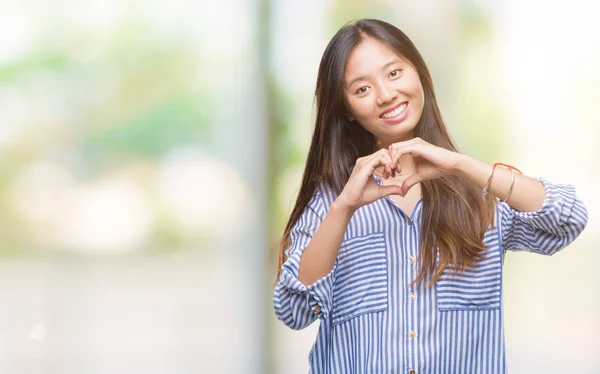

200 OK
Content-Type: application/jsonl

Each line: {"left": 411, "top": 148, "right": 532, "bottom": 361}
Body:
{"left": 274, "top": 150, "right": 404, "bottom": 330}
{"left": 297, "top": 200, "right": 354, "bottom": 286}
{"left": 274, "top": 187, "right": 358, "bottom": 330}
{"left": 454, "top": 154, "right": 546, "bottom": 212}
{"left": 384, "top": 139, "right": 587, "bottom": 255}
{"left": 454, "top": 155, "right": 588, "bottom": 254}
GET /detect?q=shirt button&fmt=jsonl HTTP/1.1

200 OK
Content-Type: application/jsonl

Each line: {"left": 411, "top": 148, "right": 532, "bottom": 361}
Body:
{"left": 408, "top": 256, "right": 415, "bottom": 263}
{"left": 409, "top": 370, "right": 416, "bottom": 374}
{"left": 407, "top": 218, "right": 412, "bottom": 225}
{"left": 409, "top": 331, "right": 416, "bottom": 339}
{"left": 314, "top": 306, "right": 321, "bottom": 313}
{"left": 409, "top": 294, "right": 415, "bottom": 301}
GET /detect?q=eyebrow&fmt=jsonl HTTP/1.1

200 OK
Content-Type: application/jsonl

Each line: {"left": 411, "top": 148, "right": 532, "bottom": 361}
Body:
{"left": 346, "top": 59, "right": 402, "bottom": 90}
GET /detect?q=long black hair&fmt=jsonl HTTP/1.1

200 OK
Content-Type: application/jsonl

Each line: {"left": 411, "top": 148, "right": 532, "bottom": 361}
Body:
{"left": 275, "top": 19, "right": 496, "bottom": 286}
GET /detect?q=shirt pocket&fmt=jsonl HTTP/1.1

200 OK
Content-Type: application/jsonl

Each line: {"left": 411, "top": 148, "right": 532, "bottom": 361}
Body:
{"left": 435, "top": 229, "right": 502, "bottom": 311}
{"left": 331, "top": 231, "right": 388, "bottom": 326}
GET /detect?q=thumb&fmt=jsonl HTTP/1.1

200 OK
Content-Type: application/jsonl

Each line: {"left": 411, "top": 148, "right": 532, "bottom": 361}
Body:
{"left": 380, "top": 184, "right": 404, "bottom": 198}
{"left": 401, "top": 173, "right": 423, "bottom": 196}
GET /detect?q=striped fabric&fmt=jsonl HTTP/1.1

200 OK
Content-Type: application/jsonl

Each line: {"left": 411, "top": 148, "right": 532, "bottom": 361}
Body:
{"left": 273, "top": 176, "right": 588, "bottom": 374}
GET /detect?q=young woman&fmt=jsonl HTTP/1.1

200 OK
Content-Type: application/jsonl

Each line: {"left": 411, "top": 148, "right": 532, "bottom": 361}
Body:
{"left": 272, "top": 19, "right": 587, "bottom": 374}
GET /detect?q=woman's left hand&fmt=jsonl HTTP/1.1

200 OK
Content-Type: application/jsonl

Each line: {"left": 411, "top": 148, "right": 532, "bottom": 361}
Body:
{"left": 388, "top": 137, "right": 462, "bottom": 196}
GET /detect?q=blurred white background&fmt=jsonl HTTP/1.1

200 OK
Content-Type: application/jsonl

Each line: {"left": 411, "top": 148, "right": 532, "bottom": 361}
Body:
{"left": 0, "top": 0, "right": 597, "bottom": 373}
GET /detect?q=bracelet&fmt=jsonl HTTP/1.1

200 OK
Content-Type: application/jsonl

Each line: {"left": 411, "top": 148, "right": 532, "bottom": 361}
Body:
{"left": 482, "top": 167, "right": 497, "bottom": 196}
{"left": 501, "top": 168, "right": 516, "bottom": 202}
{"left": 482, "top": 162, "right": 523, "bottom": 197}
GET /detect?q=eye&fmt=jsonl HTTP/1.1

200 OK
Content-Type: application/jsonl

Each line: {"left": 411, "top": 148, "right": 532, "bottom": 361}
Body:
{"left": 389, "top": 69, "right": 403, "bottom": 78}
{"left": 355, "top": 86, "right": 370, "bottom": 95}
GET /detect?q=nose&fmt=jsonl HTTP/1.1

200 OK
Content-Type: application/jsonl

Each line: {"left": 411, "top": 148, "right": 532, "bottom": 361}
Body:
{"left": 376, "top": 82, "right": 397, "bottom": 106}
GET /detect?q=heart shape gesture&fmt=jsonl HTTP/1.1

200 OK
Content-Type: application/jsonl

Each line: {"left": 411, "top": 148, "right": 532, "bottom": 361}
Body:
{"left": 336, "top": 137, "right": 462, "bottom": 212}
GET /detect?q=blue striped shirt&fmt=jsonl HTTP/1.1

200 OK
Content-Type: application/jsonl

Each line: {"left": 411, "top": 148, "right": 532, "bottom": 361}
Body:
{"left": 273, "top": 176, "right": 588, "bottom": 373}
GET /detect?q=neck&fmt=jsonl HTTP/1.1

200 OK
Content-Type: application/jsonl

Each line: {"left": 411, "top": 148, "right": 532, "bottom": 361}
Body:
{"left": 375, "top": 131, "right": 415, "bottom": 150}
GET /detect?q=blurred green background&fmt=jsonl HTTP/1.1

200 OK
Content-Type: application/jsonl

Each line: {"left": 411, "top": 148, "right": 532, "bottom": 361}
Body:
{"left": 0, "top": 0, "right": 598, "bottom": 373}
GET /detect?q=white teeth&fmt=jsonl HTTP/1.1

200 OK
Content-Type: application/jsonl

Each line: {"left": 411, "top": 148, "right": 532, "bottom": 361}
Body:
{"left": 381, "top": 103, "right": 407, "bottom": 119}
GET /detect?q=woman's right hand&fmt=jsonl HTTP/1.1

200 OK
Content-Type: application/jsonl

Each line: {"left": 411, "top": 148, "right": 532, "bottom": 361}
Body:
{"left": 335, "top": 149, "right": 404, "bottom": 212}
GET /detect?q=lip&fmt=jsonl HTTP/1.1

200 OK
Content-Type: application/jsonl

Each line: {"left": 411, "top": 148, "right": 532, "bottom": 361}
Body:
{"left": 380, "top": 101, "right": 408, "bottom": 123}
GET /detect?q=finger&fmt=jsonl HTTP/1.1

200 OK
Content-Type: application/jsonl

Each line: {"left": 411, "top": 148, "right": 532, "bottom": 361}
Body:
{"left": 368, "top": 149, "right": 392, "bottom": 179}
{"left": 360, "top": 149, "right": 396, "bottom": 179}
{"left": 355, "top": 152, "right": 380, "bottom": 172}
{"left": 400, "top": 172, "right": 423, "bottom": 196}
{"left": 388, "top": 145, "right": 396, "bottom": 171}
{"left": 400, "top": 142, "right": 426, "bottom": 159}
{"left": 388, "top": 145, "right": 404, "bottom": 174}
{"left": 393, "top": 144, "right": 427, "bottom": 173}
{"left": 379, "top": 184, "right": 403, "bottom": 198}
{"left": 388, "top": 138, "right": 418, "bottom": 164}
{"left": 360, "top": 152, "right": 388, "bottom": 177}
{"left": 380, "top": 150, "right": 394, "bottom": 178}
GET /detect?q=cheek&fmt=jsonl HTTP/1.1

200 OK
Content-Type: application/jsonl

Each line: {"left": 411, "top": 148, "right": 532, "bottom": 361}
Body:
{"left": 408, "top": 77, "right": 423, "bottom": 95}
{"left": 415, "top": 88, "right": 424, "bottom": 105}
{"left": 347, "top": 98, "right": 363, "bottom": 117}
{"left": 347, "top": 98, "right": 369, "bottom": 118}
{"left": 409, "top": 82, "right": 425, "bottom": 107}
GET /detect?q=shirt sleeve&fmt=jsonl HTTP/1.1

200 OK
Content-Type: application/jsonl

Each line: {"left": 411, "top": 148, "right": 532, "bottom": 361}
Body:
{"left": 273, "top": 185, "right": 336, "bottom": 330}
{"left": 498, "top": 177, "right": 588, "bottom": 255}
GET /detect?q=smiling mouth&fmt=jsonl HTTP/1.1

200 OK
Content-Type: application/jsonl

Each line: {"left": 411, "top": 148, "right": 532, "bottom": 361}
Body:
{"left": 380, "top": 102, "right": 408, "bottom": 119}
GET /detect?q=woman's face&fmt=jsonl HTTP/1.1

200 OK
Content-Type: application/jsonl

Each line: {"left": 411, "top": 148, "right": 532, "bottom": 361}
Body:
{"left": 344, "top": 37, "right": 425, "bottom": 148}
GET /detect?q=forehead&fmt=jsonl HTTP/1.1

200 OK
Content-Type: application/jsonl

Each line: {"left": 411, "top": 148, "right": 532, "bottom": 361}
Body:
{"left": 344, "top": 38, "right": 406, "bottom": 79}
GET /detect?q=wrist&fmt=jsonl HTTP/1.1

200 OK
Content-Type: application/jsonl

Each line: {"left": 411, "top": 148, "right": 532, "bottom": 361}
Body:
{"left": 451, "top": 153, "right": 470, "bottom": 177}
{"left": 330, "top": 198, "right": 357, "bottom": 218}
{"left": 452, "top": 154, "right": 497, "bottom": 190}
